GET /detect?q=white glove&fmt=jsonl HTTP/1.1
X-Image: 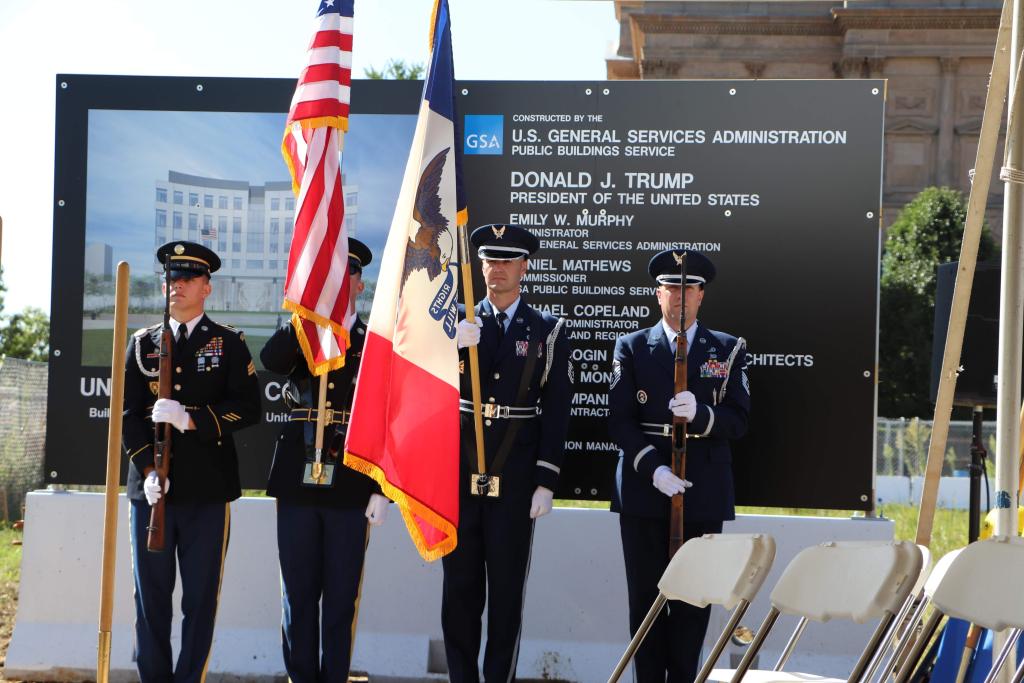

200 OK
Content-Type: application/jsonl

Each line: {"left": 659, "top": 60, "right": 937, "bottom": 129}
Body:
{"left": 668, "top": 391, "right": 697, "bottom": 421}
{"left": 152, "top": 398, "right": 191, "bottom": 433}
{"left": 652, "top": 465, "right": 692, "bottom": 498}
{"left": 144, "top": 471, "right": 170, "bottom": 506}
{"left": 530, "top": 486, "right": 554, "bottom": 519}
{"left": 365, "top": 493, "right": 390, "bottom": 527}
{"left": 456, "top": 318, "right": 483, "bottom": 349}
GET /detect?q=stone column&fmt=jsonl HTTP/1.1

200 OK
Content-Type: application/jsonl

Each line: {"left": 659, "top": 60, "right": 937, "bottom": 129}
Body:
{"left": 937, "top": 57, "right": 960, "bottom": 187}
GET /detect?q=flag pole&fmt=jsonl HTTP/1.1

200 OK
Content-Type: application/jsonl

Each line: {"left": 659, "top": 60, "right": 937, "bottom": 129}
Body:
{"left": 457, "top": 224, "right": 487, "bottom": 484}
{"left": 312, "top": 375, "right": 329, "bottom": 482}
{"left": 97, "top": 261, "right": 130, "bottom": 683}
{"left": 915, "top": 0, "right": 1013, "bottom": 547}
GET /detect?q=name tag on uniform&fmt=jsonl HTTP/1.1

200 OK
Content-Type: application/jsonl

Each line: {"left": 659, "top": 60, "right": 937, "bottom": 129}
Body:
{"left": 700, "top": 360, "right": 730, "bottom": 379}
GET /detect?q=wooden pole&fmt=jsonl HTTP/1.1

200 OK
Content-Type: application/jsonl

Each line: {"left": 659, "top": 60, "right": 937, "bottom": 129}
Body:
{"left": 312, "top": 374, "right": 329, "bottom": 482}
{"left": 457, "top": 224, "right": 487, "bottom": 483}
{"left": 97, "top": 261, "right": 130, "bottom": 683}
{"left": 916, "top": 0, "right": 1013, "bottom": 546}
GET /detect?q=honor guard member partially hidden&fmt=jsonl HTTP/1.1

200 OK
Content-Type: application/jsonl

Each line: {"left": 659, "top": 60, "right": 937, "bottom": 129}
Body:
{"left": 261, "top": 238, "right": 390, "bottom": 683}
{"left": 122, "top": 241, "right": 261, "bottom": 683}
{"left": 444, "top": 224, "right": 573, "bottom": 683}
{"left": 609, "top": 249, "right": 750, "bottom": 683}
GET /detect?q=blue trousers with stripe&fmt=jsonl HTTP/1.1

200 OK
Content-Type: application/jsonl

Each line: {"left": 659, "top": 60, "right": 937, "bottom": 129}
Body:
{"left": 619, "top": 515, "right": 723, "bottom": 683}
{"left": 441, "top": 494, "right": 536, "bottom": 683}
{"left": 129, "top": 498, "right": 230, "bottom": 683}
{"left": 276, "top": 501, "right": 370, "bottom": 683}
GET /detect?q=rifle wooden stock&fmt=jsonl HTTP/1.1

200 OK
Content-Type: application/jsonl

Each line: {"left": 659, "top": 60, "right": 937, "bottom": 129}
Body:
{"left": 147, "top": 275, "right": 173, "bottom": 552}
{"left": 669, "top": 255, "right": 688, "bottom": 557}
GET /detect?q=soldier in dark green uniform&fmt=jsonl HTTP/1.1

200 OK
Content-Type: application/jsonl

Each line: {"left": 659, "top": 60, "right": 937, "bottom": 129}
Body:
{"left": 122, "top": 241, "right": 262, "bottom": 683}
{"left": 261, "top": 238, "right": 389, "bottom": 682}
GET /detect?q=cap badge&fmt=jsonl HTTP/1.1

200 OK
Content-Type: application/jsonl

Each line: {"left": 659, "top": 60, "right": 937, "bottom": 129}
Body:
{"left": 174, "top": 244, "right": 185, "bottom": 255}
{"left": 492, "top": 226, "right": 506, "bottom": 239}
{"left": 672, "top": 251, "right": 685, "bottom": 265}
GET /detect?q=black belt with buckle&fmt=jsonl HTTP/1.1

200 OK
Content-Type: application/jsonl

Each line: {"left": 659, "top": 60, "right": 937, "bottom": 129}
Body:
{"left": 458, "top": 399, "right": 540, "bottom": 419}
{"left": 290, "top": 408, "right": 350, "bottom": 426}
{"left": 640, "top": 422, "right": 707, "bottom": 439}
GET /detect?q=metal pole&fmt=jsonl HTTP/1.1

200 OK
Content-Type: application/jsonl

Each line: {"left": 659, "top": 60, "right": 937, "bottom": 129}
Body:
{"left": 985, "top": 628, "right": 1023, "bottom": 683}
{"left": 999, "top": 0, "right": 1024, "bottom": 543}
{"left": 773, "top": 617, "right": 808, "bottom": 671}
{"left": 994, "top": 0, "right": 1024, "bottom": 674}
{"left": 97, "top": 261, "right": 130, "bottom": 683}
{"left": 970, "top": 406, "right": 986, "bottom": 543}
{"left": 607, "top": 594, "right": 667, "bottom": 683}
{"left": 695, "top": 600, "right": 750, "bottom": 683}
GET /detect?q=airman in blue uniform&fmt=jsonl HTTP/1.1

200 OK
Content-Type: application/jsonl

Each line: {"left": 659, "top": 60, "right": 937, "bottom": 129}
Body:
{"left": 609, "top": 249, "right": 750, "bottom": 682}
{"left": 261, "top": 238, "right": 390, "bottom": 683}
{"left": 122, "top": 241, "right": 262, "bottom": 683}
{"left": 443, "top": 224, "right": 573, "bottom": 683}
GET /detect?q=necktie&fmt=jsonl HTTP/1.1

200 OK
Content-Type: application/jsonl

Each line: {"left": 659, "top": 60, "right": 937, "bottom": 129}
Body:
{"left": 175, "top": 325, "right": 187, "bottom": 358}
{"left": 496, "top": 311, "right": 508, "bottom": 343}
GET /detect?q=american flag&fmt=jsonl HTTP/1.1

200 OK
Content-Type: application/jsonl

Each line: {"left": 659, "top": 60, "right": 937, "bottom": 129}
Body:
{"left": 281, "top": 0, "right": 355, "bottom": 376}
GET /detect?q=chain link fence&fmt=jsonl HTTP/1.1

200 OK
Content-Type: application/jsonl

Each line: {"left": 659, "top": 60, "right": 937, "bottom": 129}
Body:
{"left": 876, "top": 417, "right": 997, "bottom": 478}
{"left": 0, "top": 358, "right": 47, "bottom": 521}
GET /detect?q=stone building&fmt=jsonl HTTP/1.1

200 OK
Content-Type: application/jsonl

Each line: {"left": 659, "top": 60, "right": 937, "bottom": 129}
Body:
{"left": 607, "top": 0, "right": 1004, "bottom": 229}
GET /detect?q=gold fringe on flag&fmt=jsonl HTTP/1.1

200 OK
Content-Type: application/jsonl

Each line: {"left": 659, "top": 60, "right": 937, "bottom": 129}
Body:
{"left": 344, "top": 451, "right": 458, "bottom": 562}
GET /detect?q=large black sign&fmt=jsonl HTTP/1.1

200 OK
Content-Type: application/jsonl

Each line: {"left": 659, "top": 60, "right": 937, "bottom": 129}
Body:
{"left": 48, "top": 76, "right": 883, "bottom": 510}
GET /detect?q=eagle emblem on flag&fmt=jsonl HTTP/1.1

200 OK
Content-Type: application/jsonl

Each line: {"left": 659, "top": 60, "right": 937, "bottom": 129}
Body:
{"left": 401, "top": 147, "right": 453, "bottom": 291}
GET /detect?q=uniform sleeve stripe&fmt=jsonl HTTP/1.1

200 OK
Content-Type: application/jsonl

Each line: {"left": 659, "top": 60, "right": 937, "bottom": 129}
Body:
{"left": 700, "top": 406, "right": 715, "bottom": 437}
{"left": 633, "top": 445, "right": 655, "bottom": 472}
{"left": 127, "top": 445, "right": 150, "bottom": 461}
{"left": 207, "top": 405, "right": 222, "bottom": 438}
{"left": 537, "top": 460, "right": 560, "bottom": 474}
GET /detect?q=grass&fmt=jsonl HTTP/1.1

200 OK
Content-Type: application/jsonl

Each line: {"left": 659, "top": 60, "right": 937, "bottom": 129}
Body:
{"left": 555, "top": 500, "right": 972, "bottom": 562}
{"left": 0, "top": 522, "right": 23, "bottom": 675}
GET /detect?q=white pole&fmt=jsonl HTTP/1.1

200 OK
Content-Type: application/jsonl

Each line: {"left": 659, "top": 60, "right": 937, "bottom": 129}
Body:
{"left": 994, "top": 0, "right": 1024, "bottom": 677}
{"left": 998, "top": 0, "right": 1024, "bottom": 546}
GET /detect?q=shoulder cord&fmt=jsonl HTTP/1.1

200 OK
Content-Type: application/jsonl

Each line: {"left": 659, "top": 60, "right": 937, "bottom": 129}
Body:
{"left": 540, "top": 317, "right": 566, "bottom": 388}
{"left": 716, "top": 337, "right": 747, "bottom": 404}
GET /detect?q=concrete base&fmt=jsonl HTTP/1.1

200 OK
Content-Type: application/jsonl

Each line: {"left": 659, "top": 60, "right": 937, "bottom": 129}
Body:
{"left": 5, "top": 491, "right": 893, "bottom": 682}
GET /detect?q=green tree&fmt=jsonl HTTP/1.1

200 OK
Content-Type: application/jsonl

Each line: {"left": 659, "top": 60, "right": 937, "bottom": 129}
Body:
{"left": 879, "top": 186, "right": 996, "bottom": 416}
{"left": 0, "top": 268, "right": 50, "bottom": 362}
{"left": 364, "top": 59, "right": 425, "bottom": 80}
{"left": 0, "top": 308, "right": 49, "bottom": 361}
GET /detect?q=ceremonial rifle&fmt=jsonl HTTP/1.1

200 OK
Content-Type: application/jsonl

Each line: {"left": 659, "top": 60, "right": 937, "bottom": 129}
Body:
{"left": 147, "top": 263, "right": 173, "bottom": 552}
{"left": 669, "top": 254, "right": 688, "bottom": 557}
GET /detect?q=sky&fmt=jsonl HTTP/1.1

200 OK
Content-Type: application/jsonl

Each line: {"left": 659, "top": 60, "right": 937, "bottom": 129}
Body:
{"left": 0, "top": 0, "right": 620, "bottom": 315}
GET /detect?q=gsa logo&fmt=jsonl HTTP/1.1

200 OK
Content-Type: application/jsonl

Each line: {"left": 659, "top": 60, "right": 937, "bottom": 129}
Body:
{"left": 464, "top": 115, "right": 504, "bottom": 155}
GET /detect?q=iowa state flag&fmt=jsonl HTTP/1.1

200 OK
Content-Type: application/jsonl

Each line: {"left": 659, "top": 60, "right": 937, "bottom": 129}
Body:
{"left": 345, "top": 0, "right": 465, "bottom": 561}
